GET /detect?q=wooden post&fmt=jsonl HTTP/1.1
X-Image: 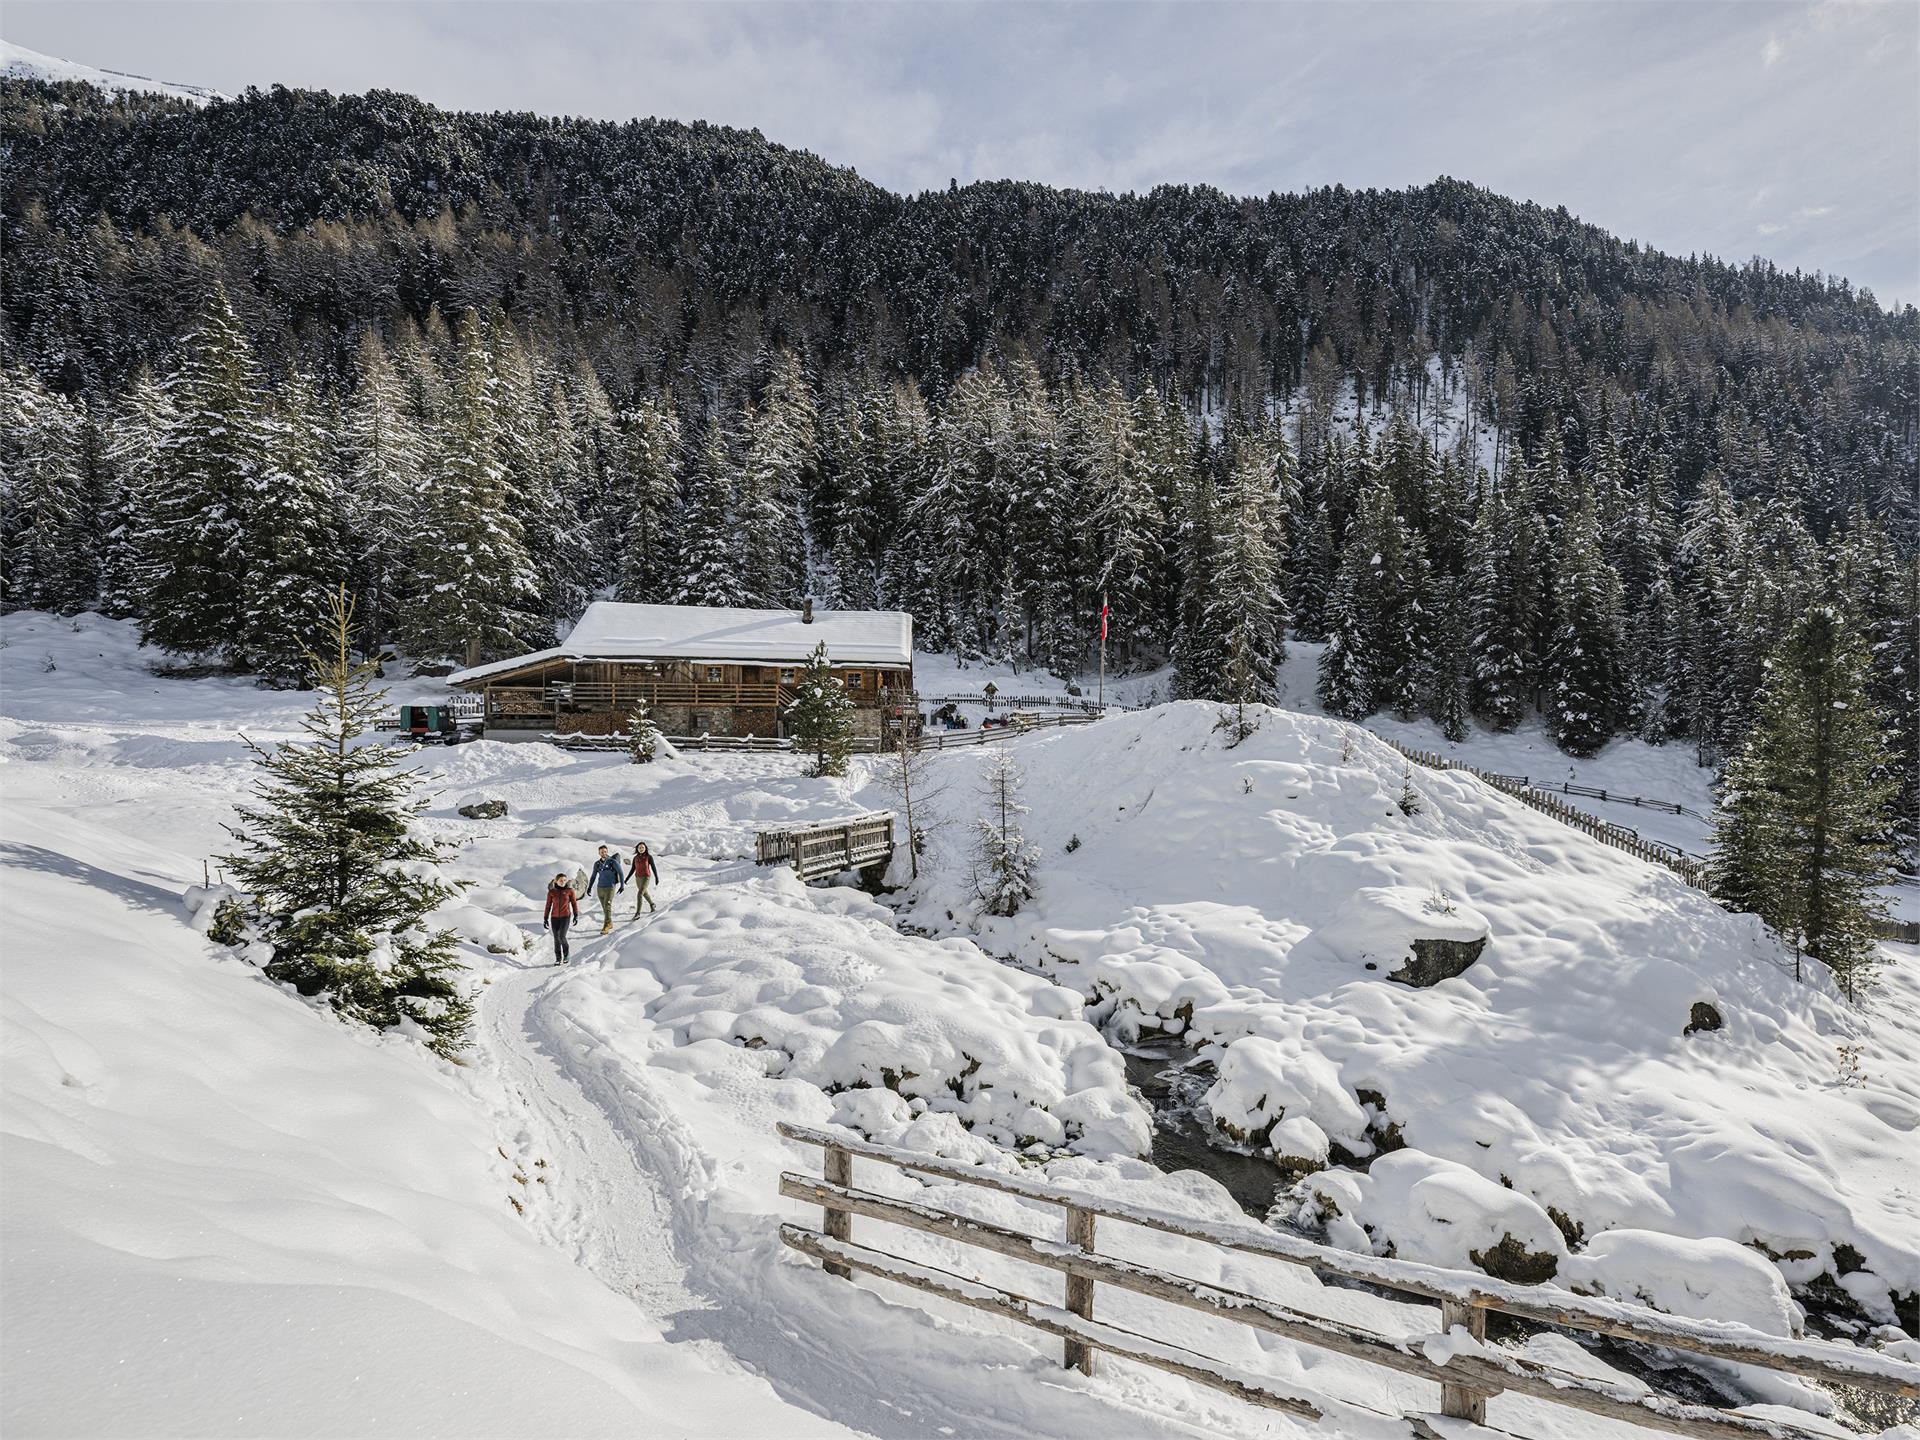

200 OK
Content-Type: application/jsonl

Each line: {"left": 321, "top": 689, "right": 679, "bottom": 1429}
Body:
{"left": 822, "top": 1144, "right": 853, "bottom": 1279}
{"left": 1439, "top": 1299, "right": 1491, "bottom": 1423}
{"left": 1063, "top": 1204, "right": 1096, "bottom": 1375}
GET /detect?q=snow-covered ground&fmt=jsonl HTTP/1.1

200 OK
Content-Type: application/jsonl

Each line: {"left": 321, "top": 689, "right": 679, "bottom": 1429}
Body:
{"left": 4, "top": 613, "right": 1916, "bottom": 1438}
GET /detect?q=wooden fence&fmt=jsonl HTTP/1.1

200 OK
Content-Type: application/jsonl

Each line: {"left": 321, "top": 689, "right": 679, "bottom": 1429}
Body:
{"left": 1378, "top": 734, "right": 1920, "bottom": 943}
{"left": 779, "top": 1122, "right": 1920, "bottom": 1438}
{"left": 1378, "top": 736, "right": 1714, "bottom": 889}
{"left": 756, "top": 814, "right": 895, "bottom": 880}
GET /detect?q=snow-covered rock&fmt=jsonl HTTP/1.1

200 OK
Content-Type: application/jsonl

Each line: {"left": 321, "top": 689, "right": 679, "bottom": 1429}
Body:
{"left": 1564, "top": 1229, "right": 1802, "bottom": 1336}
{"left": 1302, "top": 1149, "right": 1569, "bottom": 1282}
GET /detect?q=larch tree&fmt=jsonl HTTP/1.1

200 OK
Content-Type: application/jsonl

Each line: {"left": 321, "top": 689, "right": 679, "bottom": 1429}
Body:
{"left": 1712, "top": 605, "right": 1896, "bottom": 999}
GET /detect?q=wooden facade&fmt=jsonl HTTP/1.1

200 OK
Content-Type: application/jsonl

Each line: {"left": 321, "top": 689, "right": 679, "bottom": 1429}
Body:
{"left": 458, "top": 654, "right": 913, "bottom": 739}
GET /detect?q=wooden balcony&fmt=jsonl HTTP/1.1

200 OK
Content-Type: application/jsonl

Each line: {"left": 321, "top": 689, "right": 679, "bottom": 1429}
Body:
{"left": 483, "top": 680, "right": 799, "bottom": 719}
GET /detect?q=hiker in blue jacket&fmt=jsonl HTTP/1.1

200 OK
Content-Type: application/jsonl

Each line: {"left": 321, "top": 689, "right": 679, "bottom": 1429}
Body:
{"left": 588, "top": 844, "right": 625, "bottom": 933}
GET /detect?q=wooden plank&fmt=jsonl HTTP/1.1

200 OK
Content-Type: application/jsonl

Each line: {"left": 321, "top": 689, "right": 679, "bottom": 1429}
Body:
{"left": 821, "top": 1145, "right": 852, "bottom": 1279}
{"left": 1064, "top": 1205, "right": 1095, "bottom": 1375}
{"left": 779, "top": 1225, "right": 1324, "bottom": 1422}
{"left": 776, "top": 1123, "right": 1920, "bottom": 1399}
{"left": 778, "top": 1179, "right": 1836, "bottom": 1440}
{"left": 1439, "top": 1299, "right": 1491, "bottom": 1423}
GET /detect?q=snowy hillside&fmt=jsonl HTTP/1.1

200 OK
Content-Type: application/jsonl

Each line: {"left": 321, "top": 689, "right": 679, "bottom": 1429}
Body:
{"left": 878, "top": 702, "right": 1920, "bottom": 1326}
{"left": 0, "top": 41, "right": 223, "bottom": 103}
{"left": 4, "top": 613, "right": 1917, "bottom": 1438}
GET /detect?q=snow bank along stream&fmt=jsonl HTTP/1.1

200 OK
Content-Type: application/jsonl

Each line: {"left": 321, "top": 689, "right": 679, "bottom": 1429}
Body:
{"left": 5, "top": 614, "right": 1917, "bottom": 1437}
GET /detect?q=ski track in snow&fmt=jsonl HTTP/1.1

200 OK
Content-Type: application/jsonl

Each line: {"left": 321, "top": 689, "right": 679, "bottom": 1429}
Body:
{"left": 476, "top": 903, "right": 1250, "bottom": 1440}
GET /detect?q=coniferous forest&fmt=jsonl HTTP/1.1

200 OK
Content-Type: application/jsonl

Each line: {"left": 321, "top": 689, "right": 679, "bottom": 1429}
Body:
{"left": 2, "top": 76, "right": 1916, "bottom": 854}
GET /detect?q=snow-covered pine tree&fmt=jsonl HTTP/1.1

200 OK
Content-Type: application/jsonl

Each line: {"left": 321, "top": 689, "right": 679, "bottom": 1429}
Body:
{"left": 973, "top": 746, "right": 1039, "bottom": 917}
{"left": 1171, "top": 431, "right": 1222, "bottom": 699}
{"left": 1208, "top": 441, "right": 1287, "bottom": 733}
{"left": 1711, "top": 604, "right": 1896, "bottom": 999}
{"left": 403, "top": 311, "right": 542, "bottom": 668}
{"left": 1673, "top": 473, "right": 1747, "bottom": 761}
{"left": 339, "top": 331, "right": 423, "bottom": 645}
{"left": 1544, "top": 494, "right": 1630, "bottom": 756}
{"left": 1467, "top": 471, "right": 1546, "bottom": 731}
{"left": 0, "top": 370, "right": 89, "bottom": 612}
{"left": 625, "top": 700, "right": 662, "bottom": 764}
{"left": 735, "top": 349, "right": 815, "bottom": 608}
{"left": 613, "top": 397, "right": 682, "bottom": 601}
{"left": 674, "top": 426, "right": 746, "bottom": 607}
{"left": 1008, "top": 357, "right": 1073, "bottom": 672}
{"left": 787, "top": 641, "right": 855, "bottom": 777}
{"left": 141, "top": 285, "right": 271, "bottom": 658}
{"left": 97, "top": 367, "right": 176, "bottom": 619}
{"left": 1426, "top": 575, "right": 1472, "bottom": 742}
{"left": 1317, "top": 469, "right": 1429, "bottom": 719}
{"left": 223, "top": 586, "right": 473, "bottom": 1054}
{"left": 1089, "top": 380, "right": 1164, "bottom": 665}
{"left": 235, "top": 372, "right": 345, "bottom": 686}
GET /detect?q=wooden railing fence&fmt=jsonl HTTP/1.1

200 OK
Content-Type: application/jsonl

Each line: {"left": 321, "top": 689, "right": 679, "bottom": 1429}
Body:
{"left": 756, "top": 814, "right": 895, "bottom": 880}
{"left": 1378, "top": 734, "right": 1920, "bottom": 942}
{"left": 779, "top": 1122, "right": 1920, "bottom": 1438}
{"left": 1379, "top": 736, "right": 1714, "bottom": 888}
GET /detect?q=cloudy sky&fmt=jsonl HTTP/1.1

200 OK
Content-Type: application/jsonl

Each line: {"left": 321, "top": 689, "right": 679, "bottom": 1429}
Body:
{"left": 9, "top": 1, "right": 1917, "bottom": 307}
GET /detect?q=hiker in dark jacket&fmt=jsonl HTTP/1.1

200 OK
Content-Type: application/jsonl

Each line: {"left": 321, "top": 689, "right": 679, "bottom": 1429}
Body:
{"left": 626, "top": 841, "right": 661, "bottom": 917}
{"left": 588, "top": 845, "right": 625, "bottom": 933}
{"left": 542, "top": 875, "right": 580, "bottom": 963}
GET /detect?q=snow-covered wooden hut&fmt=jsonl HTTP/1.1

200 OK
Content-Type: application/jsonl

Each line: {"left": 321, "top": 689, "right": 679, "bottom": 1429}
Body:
{"left": 446, "top": 600, "right": 913, "bottom": 741}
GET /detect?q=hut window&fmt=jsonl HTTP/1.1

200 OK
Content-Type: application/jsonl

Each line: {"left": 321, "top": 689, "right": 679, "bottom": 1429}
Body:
{"left": 846, "top": 671, "right": 864, "bottom": 688}
{"left": 780, "top": 668, "right": 795, "bottom": 684}
{"left": 706, "top": 666, "right": 723, "bottom": 682}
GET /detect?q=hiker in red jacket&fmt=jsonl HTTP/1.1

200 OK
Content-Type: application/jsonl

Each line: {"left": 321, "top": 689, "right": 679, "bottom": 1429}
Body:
{"left": 626, "top": 841, "right": 661, "bottom": 918}
{"left": 543, "top": 874, "right": 581, "bottom": 963}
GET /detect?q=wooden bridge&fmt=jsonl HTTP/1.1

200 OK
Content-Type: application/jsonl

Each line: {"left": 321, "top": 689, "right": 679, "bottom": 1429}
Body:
{"left": 780, "top": 1122, "right": 1920, "bottom": 1438}
{"left": 755, "top": 814, "right": 895, "bottom": 882}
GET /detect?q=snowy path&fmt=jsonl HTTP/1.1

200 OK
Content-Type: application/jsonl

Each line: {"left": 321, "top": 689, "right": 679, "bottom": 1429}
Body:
{"left": 479, "top": 957, "right": 700, "bottom": 1322}
{"left": 471, "top": 889, "right": 1295, "bottom": 1440}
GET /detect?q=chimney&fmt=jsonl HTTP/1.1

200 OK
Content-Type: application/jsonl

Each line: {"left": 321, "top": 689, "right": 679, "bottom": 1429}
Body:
{"left": 802, "top": 597, "right": 815, "bottom": 624}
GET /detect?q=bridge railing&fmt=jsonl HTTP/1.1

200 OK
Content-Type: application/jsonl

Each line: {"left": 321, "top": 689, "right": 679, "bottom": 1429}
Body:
{"left": 756, "top": 814, "right": 895, "bottom": 879}
{"left": 778, "top": 1121, "right": 1919, "bottom": 1437}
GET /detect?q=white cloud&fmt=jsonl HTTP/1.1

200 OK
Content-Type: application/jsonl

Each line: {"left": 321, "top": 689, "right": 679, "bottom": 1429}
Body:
{"left": 1762, "top": 34, "right": 1786, "bottom": 66}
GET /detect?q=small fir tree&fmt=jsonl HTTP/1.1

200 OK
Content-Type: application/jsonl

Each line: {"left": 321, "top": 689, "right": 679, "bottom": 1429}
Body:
{"left": 787, "top": 640, "right": 855, "bottom": 777}
{"left": 973, "top": 746, "right": 1039, "bottom": 917}
{"left": 625, "top": 700, "right": 662, "bottom": 764}
{"left": 1711, "top": 605, "right": 1896, "bottom": 999}
{"left": 223, "top": 587, "right": 473, "bottom": 1054}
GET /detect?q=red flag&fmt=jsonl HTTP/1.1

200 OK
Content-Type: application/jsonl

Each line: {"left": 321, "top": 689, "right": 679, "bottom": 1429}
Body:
{"left": 1100, "top": 597, "right": 1109, "bottom": 641}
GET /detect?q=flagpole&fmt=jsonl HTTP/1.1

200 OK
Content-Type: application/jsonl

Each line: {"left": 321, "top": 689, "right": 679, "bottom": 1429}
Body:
{"left": 1098, "top": 594, "right": 1107, "bottom": 713}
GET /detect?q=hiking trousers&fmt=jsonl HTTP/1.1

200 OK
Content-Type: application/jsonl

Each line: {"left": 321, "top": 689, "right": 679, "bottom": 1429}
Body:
{"left": 550, "top": 918, "right": 572, "bottom": 964}
{"left": 632, "top": 877, "right": 656, "bottom": 916}
{"left": 597, "top": 887, "right": 616, "bottom": 927}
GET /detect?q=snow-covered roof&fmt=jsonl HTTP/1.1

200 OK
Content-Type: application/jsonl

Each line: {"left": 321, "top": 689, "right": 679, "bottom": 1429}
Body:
{"left": 447, "top": 602, "right": 913, "bottom": 685}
